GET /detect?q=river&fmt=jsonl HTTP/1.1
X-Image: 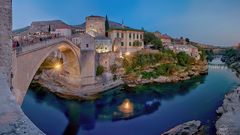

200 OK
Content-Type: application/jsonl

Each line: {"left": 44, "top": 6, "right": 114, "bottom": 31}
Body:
{"left": 22, "top": 59, "right": 240, "bottom": 135}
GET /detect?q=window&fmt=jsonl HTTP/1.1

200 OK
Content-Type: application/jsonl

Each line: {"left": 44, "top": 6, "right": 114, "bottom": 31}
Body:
{"left": 137, "top": 34, "right": 139, "bottom": 39}
{"left": 86, "top": 44, "right": 89, "bottom": 48}
{"left": 133, "top": 33, "right": 135, "bottom": 39}
{"left": 121, "top": 33, "right": 124, "bottom": 38}
{"left": 129, "top": 33, "right": 132, "bottom": 39}
{"left": 117, "top": 33, "right": 119, "bottom": 38}
{"left": 129, "top": 42, "right": 132, "bottom": 46}
{"left": 121, "top": 42, "right": 124, "bottom": 46}
{"left": 140, "top": 34, "right": 143, "bottom": 39}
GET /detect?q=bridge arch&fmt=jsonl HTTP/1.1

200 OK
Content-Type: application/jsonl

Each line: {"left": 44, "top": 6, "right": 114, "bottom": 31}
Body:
{"left": 12, "top": 39, "right": 81, "bottom": 104}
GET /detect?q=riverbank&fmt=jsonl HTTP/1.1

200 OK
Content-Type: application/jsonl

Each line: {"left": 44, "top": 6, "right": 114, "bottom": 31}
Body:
{"left": 161, "top": 121, "right": 204, "bottom": 135}
{"left": 33, "top": 70, "right": 124, "bottom": 100}
{"left": 215, "top": 87, "right": 240, "bottom": 135}
{"left": 124, "top": 61, "right": 208, "bottom": 87}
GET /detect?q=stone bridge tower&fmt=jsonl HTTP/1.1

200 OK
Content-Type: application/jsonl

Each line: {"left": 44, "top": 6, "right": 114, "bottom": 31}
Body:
{"left": 0, "top": 0, "right": 12, "bottom": 85}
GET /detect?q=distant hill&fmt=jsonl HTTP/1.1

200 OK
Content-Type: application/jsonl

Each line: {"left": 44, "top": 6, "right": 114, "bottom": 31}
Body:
{"left": 13, "top": 18, "right": 131, "bottom": 35}
{"left": 13, "top": 26, "right": 30, "bottom": 34}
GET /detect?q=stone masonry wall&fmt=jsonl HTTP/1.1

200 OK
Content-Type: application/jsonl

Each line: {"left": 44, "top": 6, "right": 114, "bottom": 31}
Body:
{"left": 0, "top": 0, "right": 12, "bottom": 84}
{"left": 0, "top": 1, "right": 44, "bottom": 134}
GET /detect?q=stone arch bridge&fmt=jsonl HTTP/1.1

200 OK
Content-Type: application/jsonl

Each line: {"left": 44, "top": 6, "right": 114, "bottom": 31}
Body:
{"left": 12, "top": 37, "right": 96, "bottom": 104}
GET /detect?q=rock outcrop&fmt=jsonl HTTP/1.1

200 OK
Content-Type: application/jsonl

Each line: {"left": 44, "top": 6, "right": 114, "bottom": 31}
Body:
{"left": 216, "top": 87, "right": 240, "bottom": 135}
{"left": 162, "top": 120, "right": 202, "bottom": 135}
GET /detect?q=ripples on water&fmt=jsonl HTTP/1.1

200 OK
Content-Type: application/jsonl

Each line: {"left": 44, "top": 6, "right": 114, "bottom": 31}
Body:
{"left": 22, "top": 63, "right": 240, "bottom": 135}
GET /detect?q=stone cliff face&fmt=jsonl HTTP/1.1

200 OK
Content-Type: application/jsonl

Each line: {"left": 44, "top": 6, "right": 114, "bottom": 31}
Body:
{"left": 216, "top": 88, "right": 240, "bottom": 135}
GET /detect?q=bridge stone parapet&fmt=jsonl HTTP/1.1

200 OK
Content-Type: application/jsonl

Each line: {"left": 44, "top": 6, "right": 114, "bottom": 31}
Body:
{"left": 16, "top": 37, "right": 69, "bottom": 55}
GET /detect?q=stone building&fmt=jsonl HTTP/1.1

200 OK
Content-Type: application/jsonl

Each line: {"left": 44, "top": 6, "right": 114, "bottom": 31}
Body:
{"left": 71, "top": 33, "right": 96, "bottom": 85}
{"left": 72, "top": 33, "right": 96, "bottom": 51}
{"left": 51, "top": 25, "right": 72, "bottom": 37}
{"left": 167, "top": 45, "right": 200, "bottom": 60}
{"left": 85, "top": 16, "right": 106, "bottom": 37}
{"left": 96, "top": 52, "right": 116, "bottom": 72}
{"left": 95, "top": 36, "right": 112, "bottom": 53}
{"left": 154, "top": 31, "right": 172, "bottom": 46}
{"left": 108, "top": 28, "right": 144, "bottom": 55}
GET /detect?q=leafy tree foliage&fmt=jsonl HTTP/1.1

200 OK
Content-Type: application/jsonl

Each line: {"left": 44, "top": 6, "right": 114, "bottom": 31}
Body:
{"left": 177, "top": 52, "right": 194, "bottom": 66}
{"left": 96, "top": 65, "right": 105, "bottom": 76}
{"left": 144, "top": 32, "right": 163, "bottom": 50}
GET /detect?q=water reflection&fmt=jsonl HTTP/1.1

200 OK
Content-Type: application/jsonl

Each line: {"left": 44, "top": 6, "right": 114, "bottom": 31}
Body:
{"left": 118, "top": 99, "right": 134, "bottom": 117}
{"left": 23, "top": 75, "right": 207, "bottom": 135}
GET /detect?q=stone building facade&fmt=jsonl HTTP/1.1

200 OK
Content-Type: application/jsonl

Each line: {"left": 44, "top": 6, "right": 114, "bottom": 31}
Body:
{"left": 0, "top": 0, "right": 12, "bottom": 85}
{"left": 71, "top": 33, "right": 96, "bottom": 85}
{"left": 85, "top": 16, "right": 106, "bottom": 37}
{"left": 95, "top": 36, "right": 112, "bottom": 53}
{"left": 109, "top": 28, "right": 144, "bottom": 55}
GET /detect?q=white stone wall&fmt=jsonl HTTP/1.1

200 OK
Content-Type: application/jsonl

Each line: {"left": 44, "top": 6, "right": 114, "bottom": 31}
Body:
{"left": 72, "top": 34, "right": 95, "bottom": 51}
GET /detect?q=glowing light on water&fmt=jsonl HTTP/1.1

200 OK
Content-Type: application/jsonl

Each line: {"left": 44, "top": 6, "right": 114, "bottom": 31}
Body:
{"left": 118, "top": 99, "right": 134, "bottom": 114}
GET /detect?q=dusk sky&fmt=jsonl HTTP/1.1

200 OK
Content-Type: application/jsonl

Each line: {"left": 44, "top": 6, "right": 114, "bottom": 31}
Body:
{"left": 13, "top": 0, "right": 240, "bottom": 46}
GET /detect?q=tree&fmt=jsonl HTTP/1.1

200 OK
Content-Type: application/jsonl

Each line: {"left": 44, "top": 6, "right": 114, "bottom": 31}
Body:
{"left": 48, "top": 25, "right": 51, "bottom": 33}
{"left": 177, "top": 52, "right": 193, "bottom": 66}
{"left": 144, "top": 32, "right": 157, "bottom": 45}
{"left": 96, "top": 65, "right": 105, "bottom": 76}
{"left": 105, "top": 15, "right": 110, "bottom": 37}
{"left": 151, "top": 39, "right": 163, "bottom": 50}
{"left": 185, "top": 38, "right": 190, "bottom": 44}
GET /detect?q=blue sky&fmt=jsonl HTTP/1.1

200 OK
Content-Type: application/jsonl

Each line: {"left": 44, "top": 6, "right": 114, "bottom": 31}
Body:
{"left": 13, "top": 0, "right": 240, "bottom": 46}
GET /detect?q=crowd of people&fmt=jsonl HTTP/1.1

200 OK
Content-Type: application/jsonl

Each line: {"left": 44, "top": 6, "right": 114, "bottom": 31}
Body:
{"left": 12, "top": 32, "right": 62, "bottom": 49}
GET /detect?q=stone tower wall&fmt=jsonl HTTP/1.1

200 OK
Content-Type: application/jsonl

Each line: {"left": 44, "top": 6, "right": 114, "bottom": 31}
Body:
{"left": 0, "top": 0, "right": 12, "bottom": 85}
{"left": 86, "top": 16, "right": 106, "bottom": 37}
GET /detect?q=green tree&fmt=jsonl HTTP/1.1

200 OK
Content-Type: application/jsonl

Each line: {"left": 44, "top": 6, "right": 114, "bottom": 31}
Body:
{"left": 177, "top": 52, "right": 192, "bottom": 66}
{"left": 151, "top": 39, "right": 163, "bottom": 50}
{"left": 105, "top": 15, "right": 110, "bottom": 37}
{"left": 144, "top": 32, "right": 157, "bottom": 45}
{"left": 96, "top": 65, "right": 105, "bottom": 76}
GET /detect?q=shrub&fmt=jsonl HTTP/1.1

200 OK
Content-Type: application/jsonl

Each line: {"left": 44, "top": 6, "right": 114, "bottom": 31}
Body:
{"left": 177, "top": 52, "right": 193, "bottom": 66}
{"left": 96, "top": 65, "right": 104, "bottom": 76}
{"left": 155, "top": 64, "right": 176, "bottom": 76}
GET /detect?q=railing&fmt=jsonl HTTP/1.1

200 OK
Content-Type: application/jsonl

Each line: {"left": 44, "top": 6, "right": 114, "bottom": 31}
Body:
{"left": 16, "top": 37, "right": 67, "bottom": 56}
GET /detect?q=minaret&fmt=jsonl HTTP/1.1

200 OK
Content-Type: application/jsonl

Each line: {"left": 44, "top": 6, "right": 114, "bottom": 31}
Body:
{"left": 0, "top": 0, "right": 12, "bottom": 86}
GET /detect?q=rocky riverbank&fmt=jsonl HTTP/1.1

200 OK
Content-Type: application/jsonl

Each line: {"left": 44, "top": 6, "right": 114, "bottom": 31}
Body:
{"left": 215, "top": 87, "right": 240, "bottom": 135}
{"left": 33, "top": 70, "right": 124, "bottom": 100}
{"left": 161, "top": 120, "right": 204, "bottom": 135}
{"left": 124, "top": 62, "right": 208, "bottom": 87}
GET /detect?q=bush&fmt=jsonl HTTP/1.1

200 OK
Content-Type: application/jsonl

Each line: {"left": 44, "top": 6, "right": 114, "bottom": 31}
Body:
{"left": 155, "top": 64, "right": 176, "bottom": 76}
{"left": 96, "top": 65, "right": 104, "bottom": 76}
{"left": 177, "top": 52, "right": 193, "bottom": 66}
{"left": 141, "top": 71, "right": 158, "bottom": 79}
